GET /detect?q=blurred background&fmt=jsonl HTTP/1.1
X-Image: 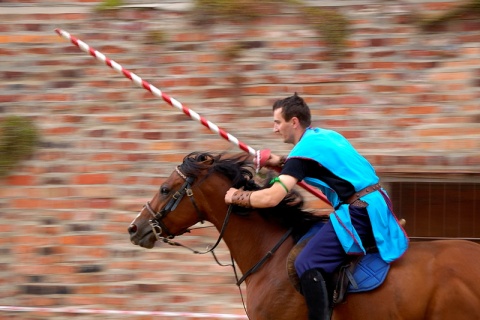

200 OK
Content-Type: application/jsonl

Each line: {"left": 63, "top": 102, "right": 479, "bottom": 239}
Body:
{"left": 1, "top": 0, "right": 479, "bottom": 319}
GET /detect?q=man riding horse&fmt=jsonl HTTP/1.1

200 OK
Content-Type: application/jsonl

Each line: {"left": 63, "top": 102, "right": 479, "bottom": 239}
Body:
{"left": 225, "top": 93, "right": 409, "bottom": 320}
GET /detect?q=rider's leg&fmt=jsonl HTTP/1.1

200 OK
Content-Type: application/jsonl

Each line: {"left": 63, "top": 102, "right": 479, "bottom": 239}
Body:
{"left": 300, "top": 268, "right": 332, "bottom": 320}
{"left": 294, "top": 219, "right": 344, "bottom": 278}
{"left": 295, "top": 207, "right": 375, "bottom": 320}
{"left": 295, "top": 206, "right": 376, "bottom": 276}
{"left": 295, "top": 221, "right": 340, "bottom": 320}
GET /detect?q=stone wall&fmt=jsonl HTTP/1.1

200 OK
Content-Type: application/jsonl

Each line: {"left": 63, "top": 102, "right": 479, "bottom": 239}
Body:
{"left": 0, "top": 0, "right": 479, "bottom": 319}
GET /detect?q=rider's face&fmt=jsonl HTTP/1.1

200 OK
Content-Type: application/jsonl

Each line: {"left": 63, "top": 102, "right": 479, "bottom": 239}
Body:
{"left": 273, "top": 108, "right": 296, "bottom": 144}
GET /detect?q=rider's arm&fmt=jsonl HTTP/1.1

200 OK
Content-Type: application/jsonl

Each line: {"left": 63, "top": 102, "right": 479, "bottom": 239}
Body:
{"left": 225, "top": 158, "right": 305, "bottom": 208}
{"left": 249, "top": 174, "right": 298, "bottom": 208}
{"left": 224, "top": 174, "right": 298, "bottom": 208}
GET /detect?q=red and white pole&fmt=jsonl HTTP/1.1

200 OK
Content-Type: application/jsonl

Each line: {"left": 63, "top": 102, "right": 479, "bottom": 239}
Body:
{"left": 54, "top": 29, "right": 330, "bottom": 205}
{"left": 55, "top": 28, "right": 255, "bottom": 156}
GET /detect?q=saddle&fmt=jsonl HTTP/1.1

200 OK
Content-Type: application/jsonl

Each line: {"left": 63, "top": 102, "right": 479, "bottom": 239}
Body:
{"left": 287, "top": 237, "right": 390, "bottom": 306}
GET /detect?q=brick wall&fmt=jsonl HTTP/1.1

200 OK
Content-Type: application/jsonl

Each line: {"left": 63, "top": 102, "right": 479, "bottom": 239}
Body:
{"left": 0, "top": 0, "right": 479, "bottom": 318}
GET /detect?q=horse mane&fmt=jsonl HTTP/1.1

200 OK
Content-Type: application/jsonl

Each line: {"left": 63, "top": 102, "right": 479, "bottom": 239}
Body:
{"left": 180, "top": 151, "right": 325, "bottom": 241}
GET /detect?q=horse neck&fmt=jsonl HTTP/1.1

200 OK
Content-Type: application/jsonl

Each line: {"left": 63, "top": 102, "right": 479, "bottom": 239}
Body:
{"left": 199, "top": 174, "right": 293, "bottom": 275}
{"left": 207, "top": 203, "right": 291, "bottom": 276}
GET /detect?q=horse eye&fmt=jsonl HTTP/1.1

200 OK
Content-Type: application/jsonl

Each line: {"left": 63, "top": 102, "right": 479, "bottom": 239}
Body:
{"left": 160, "top": 186, "right": 169, "bottom": 195}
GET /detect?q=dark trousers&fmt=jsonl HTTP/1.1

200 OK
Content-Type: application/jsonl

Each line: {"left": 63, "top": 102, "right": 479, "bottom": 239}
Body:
{"left": 294, "top": 205, "right": 375, "bottom": 278}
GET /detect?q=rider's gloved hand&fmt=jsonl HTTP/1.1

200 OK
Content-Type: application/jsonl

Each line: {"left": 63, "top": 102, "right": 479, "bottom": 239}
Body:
{"left": 254, "top": 149, "right": 271, "bottom": 173}
{"left": 254, "top": 149, "right": 286, "bottom": 173}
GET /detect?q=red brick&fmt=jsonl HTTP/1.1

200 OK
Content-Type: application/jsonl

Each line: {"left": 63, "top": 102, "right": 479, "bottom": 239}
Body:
{"left": 405, "top": 105, "right": 440, "bottom": 115}
{"left": 74, "top": 173, "right": 110, "bottom": 185}
{"left": 76, "top": 285, "right": 106, "bottom": 294}
{"left": 337, "top": 96, "right": 369, "bottom": 105}
{"left": 44, "top": 126, "right": 78, "bottom": 135}
{"left": 91, "top": 153, "right": 115, "bottom": 161}
{"left": 0, "top": 34, "right": 59, "bottom": 43}
{"left": 6, "top": 174, "right": 35, "bottom": 186}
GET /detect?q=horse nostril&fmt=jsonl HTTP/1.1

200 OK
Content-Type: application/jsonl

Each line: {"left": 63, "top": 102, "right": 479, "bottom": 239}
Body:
{"left": 128, "top": 224, "right": 137, "bottom": 235}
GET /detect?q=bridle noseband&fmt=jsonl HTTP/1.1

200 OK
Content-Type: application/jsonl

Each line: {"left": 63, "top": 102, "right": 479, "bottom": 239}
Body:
{"left": 146, "top": 166, "right": 205, "bottom": 240}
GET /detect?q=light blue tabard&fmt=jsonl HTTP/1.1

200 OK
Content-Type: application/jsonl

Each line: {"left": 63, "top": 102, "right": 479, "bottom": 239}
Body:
{"left": 288, "top": 128, "right": 408, "bottom": 262}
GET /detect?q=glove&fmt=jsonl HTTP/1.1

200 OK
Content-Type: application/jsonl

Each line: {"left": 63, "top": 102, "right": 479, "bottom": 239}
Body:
{"left": 255, "top": 149, "right": 271, "bottom": 173}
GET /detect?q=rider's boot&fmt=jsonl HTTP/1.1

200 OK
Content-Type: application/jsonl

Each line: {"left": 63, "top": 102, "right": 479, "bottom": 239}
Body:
{"left": 299, "top": 268, "right": 333, "bottom": 320}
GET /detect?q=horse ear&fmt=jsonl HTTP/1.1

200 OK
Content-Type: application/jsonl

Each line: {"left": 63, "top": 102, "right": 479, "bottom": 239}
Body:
{"left": 197, "top": 153, "right": 215, "bottom": 165}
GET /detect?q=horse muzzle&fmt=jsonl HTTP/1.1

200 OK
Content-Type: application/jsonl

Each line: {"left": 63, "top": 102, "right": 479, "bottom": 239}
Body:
{"left": 128, "top": 223, "right": 157, "bottom": 249}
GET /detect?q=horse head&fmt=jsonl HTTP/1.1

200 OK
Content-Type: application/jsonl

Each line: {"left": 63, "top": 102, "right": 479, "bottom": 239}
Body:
{"left": 128, "top": 151, "right": 256, "bottom": 249}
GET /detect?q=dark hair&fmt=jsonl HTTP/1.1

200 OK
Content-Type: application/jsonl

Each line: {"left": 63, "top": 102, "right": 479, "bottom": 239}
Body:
{"left": 272, "top": 93, "right": 311, "bottom": 128}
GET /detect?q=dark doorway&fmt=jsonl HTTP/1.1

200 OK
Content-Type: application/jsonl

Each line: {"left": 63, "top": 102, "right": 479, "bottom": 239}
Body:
{"left": 389, "top": 181, "right": 480, "bottom": 239}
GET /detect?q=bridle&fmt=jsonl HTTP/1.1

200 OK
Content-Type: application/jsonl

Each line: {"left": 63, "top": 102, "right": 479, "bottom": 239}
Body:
{"left": 146, "top": 166, "right": 205, "bottom": 241}
{"left": 144, "top": 165, "right": 238, "bottom": 257}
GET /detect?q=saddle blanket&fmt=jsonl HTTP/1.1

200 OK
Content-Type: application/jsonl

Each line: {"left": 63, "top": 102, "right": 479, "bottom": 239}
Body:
{"left": 292, "top": 222, "right": 390, "bottom": 294}
{"left": 347, "top": 252, "right": 390, "bottom": 292}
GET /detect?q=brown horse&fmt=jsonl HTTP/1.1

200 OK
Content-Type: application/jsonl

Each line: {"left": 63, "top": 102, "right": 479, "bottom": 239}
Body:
{"left": 128, "top": 152, "right": 480, "bottom": 320}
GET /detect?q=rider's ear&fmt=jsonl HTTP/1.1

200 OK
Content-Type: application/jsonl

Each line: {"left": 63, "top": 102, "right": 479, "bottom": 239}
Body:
{"left": 291, "top": 117, "right": 299, "bottom": 128}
